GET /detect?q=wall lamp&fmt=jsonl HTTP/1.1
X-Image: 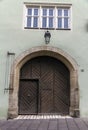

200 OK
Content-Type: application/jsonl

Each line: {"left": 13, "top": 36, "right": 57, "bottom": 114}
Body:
{"left": 44, "top": 29, "right": 51, "bottom": 44}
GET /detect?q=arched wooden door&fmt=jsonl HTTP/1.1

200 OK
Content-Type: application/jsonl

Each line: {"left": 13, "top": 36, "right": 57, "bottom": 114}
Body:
{"left": 18, "top": 56, "right": 70, "bottom": 115}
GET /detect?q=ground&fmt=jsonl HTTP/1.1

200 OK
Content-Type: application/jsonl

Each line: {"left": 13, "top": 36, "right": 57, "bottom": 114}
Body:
{"left": 0, "top": 116, "right": 88, "bottom": 130}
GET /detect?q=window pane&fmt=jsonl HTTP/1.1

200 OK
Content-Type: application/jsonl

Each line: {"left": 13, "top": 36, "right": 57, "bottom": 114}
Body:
{"left": 27, "top": 17, "right": 32, "bottom": 27}
{"left": 42, "top": 17, "right": 47, "bottom": 28}
{"left": 49, "top": 18, "right": 53, "bottom": 28}
{"left": 43, "top": 8, "right": 47, "bottom": 16}
{"left": 49, "top": 9, "right": 53, "bottom": 16}
{"left": 64, "top": 9, "right": 68, "bottom": 16}
{"left": 33, "top": 17, "right": 38, "bottom": 27}
{"left": 64, "top": 18, "right": 68, "bottom": 28}
{"left": 58, "top": 18, "right": 62, "bottom": 28}
{"left": 34, "top": 8, "right": 38, "bottom": 15}
{"left": 28, "top": 8, "right": 32, "bottom": 15}
{"left": 58, "top": 9, "right": 62, "bottom": 16}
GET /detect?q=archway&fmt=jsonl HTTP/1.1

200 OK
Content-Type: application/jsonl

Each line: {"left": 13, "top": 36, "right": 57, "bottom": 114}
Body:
{"left": 19, "top": 56, "right": 70, "bottom": 115}
{"left": 8, "top": 46, "right": 79, "bottom": 118}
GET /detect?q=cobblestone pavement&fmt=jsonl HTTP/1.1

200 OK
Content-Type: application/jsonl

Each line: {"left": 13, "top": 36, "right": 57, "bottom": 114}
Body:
{"left": 0, "top": 117, "right": 88, "bottom": 130}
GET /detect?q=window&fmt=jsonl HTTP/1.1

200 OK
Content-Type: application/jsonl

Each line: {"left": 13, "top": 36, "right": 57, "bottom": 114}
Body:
{"left": 42, "top": 8, "right": 54, "bottom": 28}
{"left": 57, "top": 8, "right": 70, "bottom": 29}
{"left": 27, "top": 8, "right": 39, "bottom": 28}
{"left": 24, "top": 3, "right": 71, "bottom": 30}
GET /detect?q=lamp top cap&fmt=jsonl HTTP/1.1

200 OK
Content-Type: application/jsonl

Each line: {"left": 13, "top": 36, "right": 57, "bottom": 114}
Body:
{"left": 44, "top": 29, "right": 51, "bottom": 38}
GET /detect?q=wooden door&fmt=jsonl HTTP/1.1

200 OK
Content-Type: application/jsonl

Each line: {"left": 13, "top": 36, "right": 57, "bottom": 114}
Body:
{"left": 18, "top": 80, "right": 38, "bottom": 114}
{"left": 19, "top": 56, "right": 70, "bottom": 115}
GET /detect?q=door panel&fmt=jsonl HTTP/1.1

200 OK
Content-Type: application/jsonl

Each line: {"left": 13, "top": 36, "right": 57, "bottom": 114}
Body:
{"left": 41, "top": 90, "right": 53, "bottom": 113}
{"left": 54, "top": 69, "right": 70, "bottom": 114}
{"left": 40, "top": 58, "right": 54, "bottom": 113}
{"left": 18, "top": 80, "right": 38, "bottom": 114}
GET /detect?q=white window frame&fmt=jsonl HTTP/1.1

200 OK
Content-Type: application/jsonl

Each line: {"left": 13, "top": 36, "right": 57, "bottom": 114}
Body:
{"left": 24, "top": 3, "right": 72, "bottom": 30}
{"left": 56, "top": 8, "right": 70, "bottom": 29}
{"left": 26, "top": 7, "right": 39, "bottom": 28}
{"left": 41, "top": 8, "right": 54, "bottom": 28}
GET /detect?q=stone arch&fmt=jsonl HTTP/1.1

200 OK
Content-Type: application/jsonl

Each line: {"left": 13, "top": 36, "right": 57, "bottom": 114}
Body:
{"left": 8, "top": 46, "right": 79, "bottom": 118}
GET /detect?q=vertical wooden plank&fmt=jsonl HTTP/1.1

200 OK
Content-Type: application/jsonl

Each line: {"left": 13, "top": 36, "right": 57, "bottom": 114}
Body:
{"left": 20, "top": 61, "right": 32, "bottom": 79}
{"left": 32, "top": 58, "right": 40, "bottom": 78}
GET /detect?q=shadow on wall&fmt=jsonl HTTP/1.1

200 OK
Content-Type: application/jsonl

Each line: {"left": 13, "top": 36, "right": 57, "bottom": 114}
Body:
{"left": 85, "top": 20, "right": 88, "bottom": 32}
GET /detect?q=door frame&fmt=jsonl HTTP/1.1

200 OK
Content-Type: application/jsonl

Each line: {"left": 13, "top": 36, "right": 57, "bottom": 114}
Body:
{"left": 8, "top": 46, "right": 79, "bottom": 118}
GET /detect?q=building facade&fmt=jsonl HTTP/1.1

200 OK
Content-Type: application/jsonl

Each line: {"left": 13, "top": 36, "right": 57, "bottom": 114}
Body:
{"left": 0, "top": 0, "right": 88, "bottom": 119}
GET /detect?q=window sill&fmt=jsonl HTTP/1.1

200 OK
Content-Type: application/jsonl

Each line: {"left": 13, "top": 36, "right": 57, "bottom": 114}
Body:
{"left": 24, "top": 27, "right": 39, "bottom": 29}
{"left": 24, "top": 27, "right": 71, "bottom": 30}
{"left": 56, "top": 28, "right": 71, "bottom": 30}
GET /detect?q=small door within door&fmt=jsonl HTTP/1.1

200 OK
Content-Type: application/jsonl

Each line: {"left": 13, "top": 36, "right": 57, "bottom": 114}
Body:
{"left": 18, "top": 80, "right": 38, "bottom": 114}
